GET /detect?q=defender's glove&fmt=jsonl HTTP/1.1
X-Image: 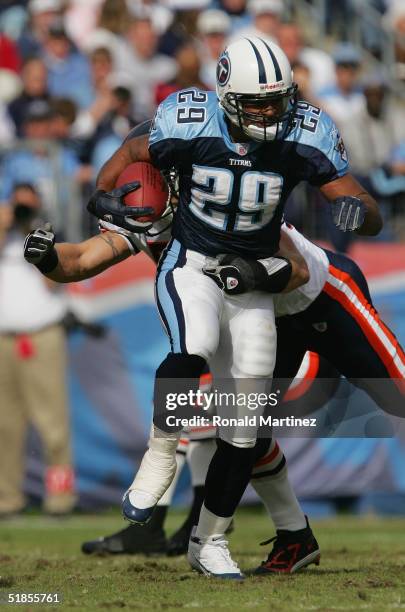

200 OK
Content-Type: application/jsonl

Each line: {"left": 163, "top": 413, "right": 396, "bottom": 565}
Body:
{"left": 203, "top": 254, "right": 292, "bottom": 295}
{"left": 331, "top": 196, "right": 366, "bottom": 232}
{"left": 23, "top": 223, "right": 59, "bottom": 273}
{"left": 87, "top": 183, "right": 154, "bottom": 233}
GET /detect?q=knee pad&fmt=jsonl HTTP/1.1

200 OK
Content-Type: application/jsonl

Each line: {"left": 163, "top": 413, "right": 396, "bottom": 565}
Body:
{"left": 154, "top": 353, "right": 207, "bottom": 433}
{"left": 232, "top": 326, "right": 277, "bottom": 378}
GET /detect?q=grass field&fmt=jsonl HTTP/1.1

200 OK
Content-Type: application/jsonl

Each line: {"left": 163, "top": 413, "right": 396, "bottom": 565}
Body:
{"left": 0, "top": 508, "right": 404, "bottom": 611}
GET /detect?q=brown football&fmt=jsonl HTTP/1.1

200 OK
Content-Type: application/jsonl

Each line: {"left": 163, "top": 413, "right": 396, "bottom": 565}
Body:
{"left": 115, "top": 161, "right": 168, "bottom": 222}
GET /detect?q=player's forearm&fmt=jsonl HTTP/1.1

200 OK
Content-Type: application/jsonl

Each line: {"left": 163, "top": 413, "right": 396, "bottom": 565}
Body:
{"left": 44, "top": 243, "right": 95, "bottom": 282}
{"left": 96, "top": 135, "right": 151, "bottom": 192}
{"left": 282, "top": 258, "right": 309, "bottom": 292}
{"left": 277, "top": 229, "right": 309, "bottom": 293}
{"left": 96, "top": 143, "right": 134, "bottom": 192}
{"left": 47, "top": 237, "right": 130, "bottom": 283}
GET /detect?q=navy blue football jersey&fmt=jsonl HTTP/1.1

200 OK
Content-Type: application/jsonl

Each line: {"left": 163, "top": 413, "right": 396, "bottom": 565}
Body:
{"left": 149, "top": 89, "right": 348, "bottom": 258}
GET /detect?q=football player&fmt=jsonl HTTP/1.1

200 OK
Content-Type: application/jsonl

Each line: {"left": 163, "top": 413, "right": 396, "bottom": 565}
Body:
{"left": 23, "top": 216, "right": 321, "bottom": 574}
{"left": 26, "top": 212, "right": 405, "bottom": 574}
{"left": 68, "top": 221, "right": 404, "bottom": 572}
{"left": 80, "top": 38, "right": 382, "bottom": 578}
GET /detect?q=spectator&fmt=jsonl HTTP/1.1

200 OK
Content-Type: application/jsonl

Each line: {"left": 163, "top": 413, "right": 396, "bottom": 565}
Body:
{"left": 360, "top": 72, "right": 405, "bottom": 169}
{"left": 0, "top": 2, "right": 28, "bottom": 42}
{"left": 0, "top": 33, "right": 22, "bottom": 103}
{"left": 64, "top": 0, "right": 104, "bottom": 51}
{"left": 277, "top": 22, "right": 336, "bottom": 95}
{"left": 127, "top": 0, "right": 173, "bottom": 36}
{"left": 0, "top": 32, "right": 21, "bottom": 73}
{"left": 228, "top": 0, "right": 284, "bottom": 45}
{"left": 98, "top": 0, "right": 130, "bottom": 36}
{"left": 0, "top": 183, "right": 76, "bottom": 516}
{"left": 158, "top": 7, "right": 202, "bottom": 57}
{"left": 196, "top": 9, "right": 231, "bottom": 90}
{"left": 383, "top": 2, "right": 405, "bottom": 81}
{"left": 317, "top": 43, "right": 366, "bottom": 176}
{"left": 0, "top": 100, "right": 81, "bottom": 220}
{"left": 155, "top": 41, "right": 208, "bottom": 105}
{"left": 0, "top": 101, "right": 15, "bottom": 146}
{"left": 89, "top": 86, "right": 138, "bottom": 177}
{"left": 48, "top": 97, "right": 92, "bottom": 175}
{"left": 216, "top": 0, "right": 250, "bottom": 34}
{"left": 8, "top": 56, "right": 49, "bottom": 137}
{"left": 18, "top": 0, "right": 63, "bottom": 60}
{"left": 124, "top": 16, "right": 177, "bottom": 121}
{"left": 42, "top": 18, "right": 93, "bottom": 109}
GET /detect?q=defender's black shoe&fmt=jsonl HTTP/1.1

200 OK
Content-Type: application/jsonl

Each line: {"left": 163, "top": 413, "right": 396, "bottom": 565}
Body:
{"left": 166, "top": 522, "right": 192, "bottom": 556}
{"left": 254, "top": 517, "right": 320, "bottom": 574}
{"left": 81, "top": 507, "right": 168, "bottom": 555}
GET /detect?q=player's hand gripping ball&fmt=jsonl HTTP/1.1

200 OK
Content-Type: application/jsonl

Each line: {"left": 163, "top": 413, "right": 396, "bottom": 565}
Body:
{"left": 87, "top": 162, "right": 168, "bottom": 233}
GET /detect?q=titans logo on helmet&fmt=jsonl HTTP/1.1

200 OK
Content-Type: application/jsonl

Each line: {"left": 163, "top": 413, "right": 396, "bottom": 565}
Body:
{"left": 217, "top": 53, "right": 231, "bottom": 86}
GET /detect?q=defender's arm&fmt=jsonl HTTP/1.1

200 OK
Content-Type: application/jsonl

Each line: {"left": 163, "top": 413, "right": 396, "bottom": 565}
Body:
{"left": 276, "top": 228, "right": 309, "bottom": 293}
{"left": 24, "top": 227, "right": 132, "bottom": 283}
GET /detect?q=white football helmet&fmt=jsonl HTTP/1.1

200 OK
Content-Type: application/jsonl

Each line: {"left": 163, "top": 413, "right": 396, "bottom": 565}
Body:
{"left": 216, "top": 37, "right": 298, "bottom": 141}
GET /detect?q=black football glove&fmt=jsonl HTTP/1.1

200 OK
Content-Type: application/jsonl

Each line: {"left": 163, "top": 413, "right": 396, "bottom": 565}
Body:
{"left": 203, "top": 255, "right": 258, "bottom": 294}
{"left": 203, "top": 254, "right": 292, "bottom": 295}
{"left": 331, "top": 196, "right": 366, "bottom": 232}
{"left": 87, "top": 182, "right": 155, "bottom": 233}
{"left": 24, "top": 223, "right": 59, "bottom": 273}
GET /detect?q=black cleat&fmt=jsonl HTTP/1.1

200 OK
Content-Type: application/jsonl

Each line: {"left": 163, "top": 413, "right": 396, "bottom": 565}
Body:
{"left": 166, "top": 523, "right": 192, "bottom": 556}
{"left": 254, "top": 517, "right": 320, "bottom": 574}
{"left": 81, "top": 524, "right": 167, "bottom": 555}
{"left": 81, "top": 507, "right": 168, "bottom": 555}
{"left": 167, "top": 519, "right": 235, "bottom": 557}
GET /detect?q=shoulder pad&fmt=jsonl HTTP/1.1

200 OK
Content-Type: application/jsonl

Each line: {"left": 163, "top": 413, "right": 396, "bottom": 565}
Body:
{"left": 149, "top": 89, "right": 218, "bottom": 145}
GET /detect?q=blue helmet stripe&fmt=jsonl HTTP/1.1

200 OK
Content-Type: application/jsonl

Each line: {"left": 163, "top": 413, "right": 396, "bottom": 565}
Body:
{"left": 259, "top": 38, "right": 283, "bottom": 82}
{"left": 247, "top": 39, "right": 267, "bottom": 84}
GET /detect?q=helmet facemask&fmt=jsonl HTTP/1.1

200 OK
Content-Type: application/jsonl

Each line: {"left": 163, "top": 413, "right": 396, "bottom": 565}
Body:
{"left": 222, "top": 85, "right": 298, "bottom": 142}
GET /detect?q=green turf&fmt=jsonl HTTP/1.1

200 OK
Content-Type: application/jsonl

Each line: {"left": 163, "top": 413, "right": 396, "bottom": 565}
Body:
{"left": 0, "top": 508, "right": 404, "bottom": 611}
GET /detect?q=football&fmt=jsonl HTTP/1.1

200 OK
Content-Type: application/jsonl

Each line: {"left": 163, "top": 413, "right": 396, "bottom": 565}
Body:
{"left": 115, "top": 161, "right": 168, "bottom": 222}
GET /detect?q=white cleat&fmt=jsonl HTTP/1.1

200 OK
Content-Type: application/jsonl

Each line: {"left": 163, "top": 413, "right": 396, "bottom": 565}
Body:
{"left": 187, "top": 528, "right": 244, "bottom": 580}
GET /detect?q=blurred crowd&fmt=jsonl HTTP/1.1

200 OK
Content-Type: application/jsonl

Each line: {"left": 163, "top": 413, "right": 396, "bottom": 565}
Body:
{"left": 0, "top": 0, "right": 404, "bottom": 246}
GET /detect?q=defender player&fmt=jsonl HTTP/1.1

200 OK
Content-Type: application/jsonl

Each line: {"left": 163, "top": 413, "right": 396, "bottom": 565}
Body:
{"left": 25, "top": 215, "right": 405, "bottom": 574}
{"left": 26, "top": 38, "right": 382, "bottom": 578}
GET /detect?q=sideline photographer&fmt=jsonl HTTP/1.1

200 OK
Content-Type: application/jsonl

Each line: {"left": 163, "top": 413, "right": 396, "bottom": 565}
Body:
{"left": 0, "top": 183, "right": 76, "bottom": 516}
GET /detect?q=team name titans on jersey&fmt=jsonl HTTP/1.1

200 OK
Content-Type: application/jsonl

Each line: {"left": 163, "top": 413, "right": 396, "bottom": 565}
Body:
{"left": 229, "top": 158, "right": 252, "bottom": 167}
{"left": 149, "top": 89, "right": 348, "bottom": 259}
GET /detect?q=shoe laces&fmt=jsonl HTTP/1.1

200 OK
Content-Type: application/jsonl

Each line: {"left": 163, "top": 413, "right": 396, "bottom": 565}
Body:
{"left": 259, "top": 526, "right": 312, "bottom": 562}
{"left": 200, "top": 536, "right": 240, "bottom": 572}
